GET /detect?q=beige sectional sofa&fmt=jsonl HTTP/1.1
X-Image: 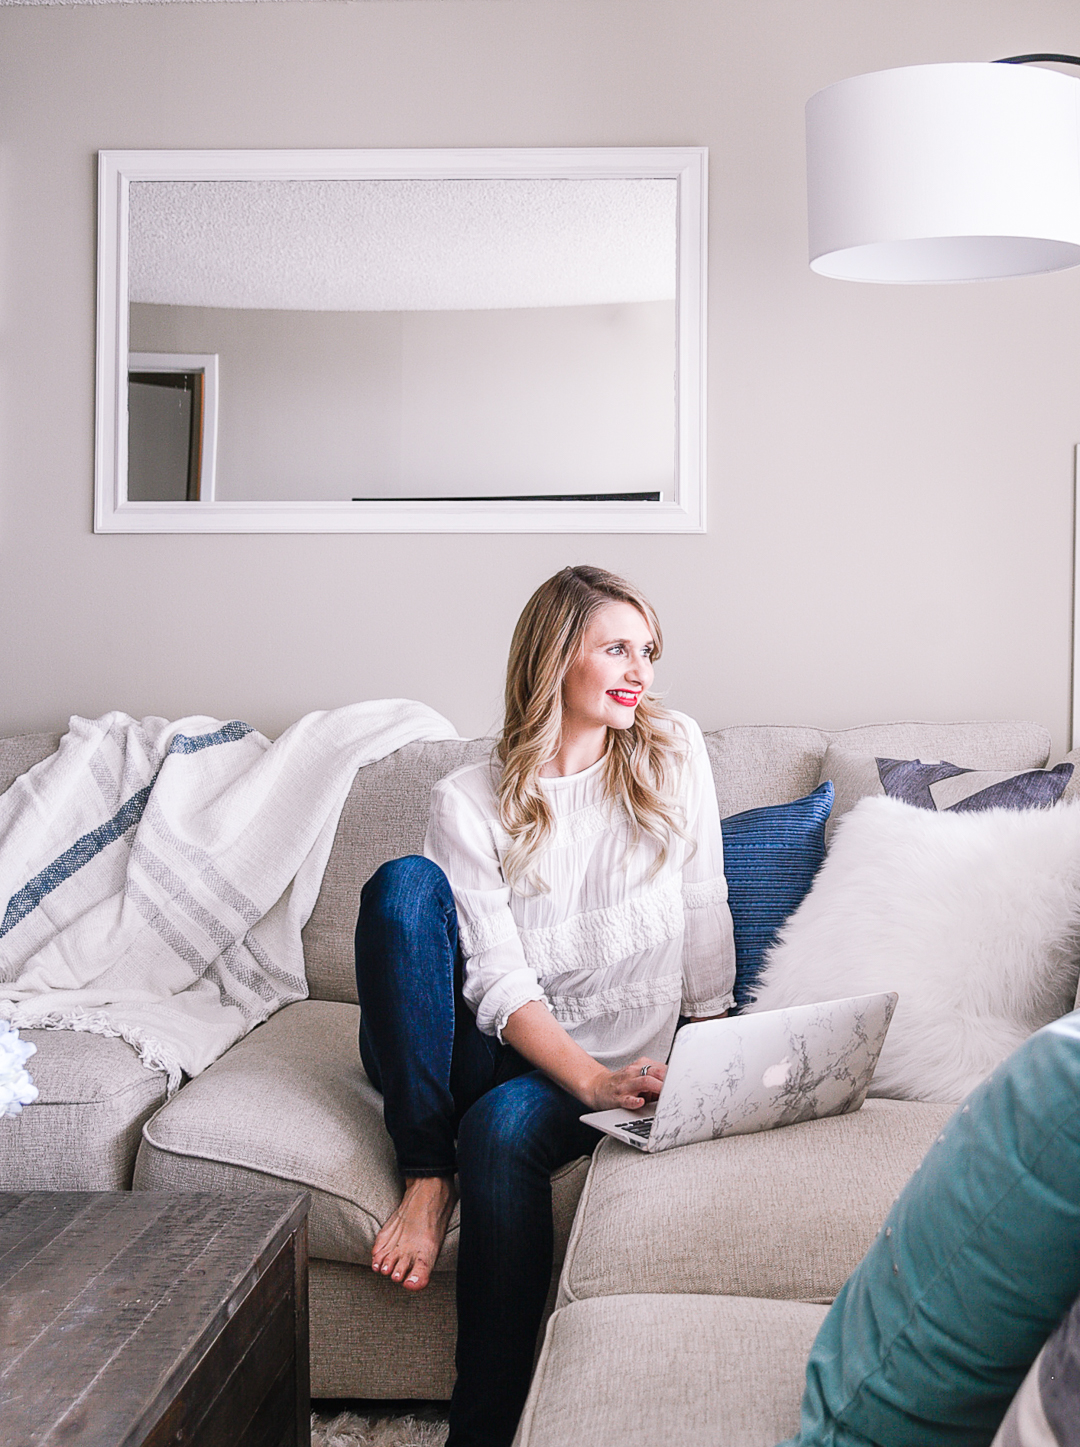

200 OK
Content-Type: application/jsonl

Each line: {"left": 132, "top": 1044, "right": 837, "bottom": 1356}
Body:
{"left": 515, "top": 1098, "right": 956, "bottom": 1445}
{"left": 0, "top": 717, "right": 1054, "bottom": 1418}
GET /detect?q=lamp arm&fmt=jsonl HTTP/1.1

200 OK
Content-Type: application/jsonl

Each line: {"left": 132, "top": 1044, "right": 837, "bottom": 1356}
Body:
{"left": 996, "top": 53, "right": 1080, "bottom": 68}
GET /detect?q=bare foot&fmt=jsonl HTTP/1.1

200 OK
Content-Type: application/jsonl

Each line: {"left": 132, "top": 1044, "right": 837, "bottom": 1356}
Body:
{"left": 372, "top": 1176, "right": 457, "bottom": 1290}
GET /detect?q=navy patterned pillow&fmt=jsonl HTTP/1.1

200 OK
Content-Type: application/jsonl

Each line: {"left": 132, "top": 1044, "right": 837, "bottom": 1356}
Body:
{"left": 877, "top": 758, "right": 1074, "bottom": 812}
{"left": 721, "top": 781, "right": 833, "bottom": 1011}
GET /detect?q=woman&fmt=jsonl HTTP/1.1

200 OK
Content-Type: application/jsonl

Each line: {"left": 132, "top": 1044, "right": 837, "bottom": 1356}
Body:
{"left": 354, "top": 565, "right": 736, "bottom": 1447}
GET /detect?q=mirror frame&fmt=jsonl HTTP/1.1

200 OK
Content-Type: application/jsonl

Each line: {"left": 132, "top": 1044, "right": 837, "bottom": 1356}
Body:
{"left": 95, "top": 147, "right": 707, "bottom": 534}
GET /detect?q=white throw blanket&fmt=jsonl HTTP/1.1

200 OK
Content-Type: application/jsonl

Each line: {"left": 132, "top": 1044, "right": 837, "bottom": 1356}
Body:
{"left": 0, "top": 700, "right": 458, "bottom": 1089}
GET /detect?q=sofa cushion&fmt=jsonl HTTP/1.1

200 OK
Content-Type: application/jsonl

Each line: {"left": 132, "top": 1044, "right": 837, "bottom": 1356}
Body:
{"left": 134, "top": 998, "right": 590, "bottom": 1269}
{"left": 703, "top": 725, "right": 835, "bottom": 817}
{"left": 814, "top": 720, "right": 1049, "bottom": 770}
{"left": 301, "top": 723, "right": 1049, "bottom": 1005}
{"left": 558, "top": 1097, "right": 953, "bottom": 1308}
{"left": 303, "top": 737, "right": 493, "bottom": 1002}
{"left": 0, "top": 731, "right": 61, "bottom": 793}
{"left": 0, "top": 1029, "right": 166, "bottom": 1190}
{"left": 821, "top": 744, "right": 1074, "bottom": 842}
{"left": 705, "top": 721, "right": 1049, "bottom": 820}
{"left": 514, "top": 1294, "right": 828, "bottom": 1447}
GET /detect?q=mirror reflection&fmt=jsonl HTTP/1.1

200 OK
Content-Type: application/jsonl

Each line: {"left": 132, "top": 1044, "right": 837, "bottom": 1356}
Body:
{"left": 127, "top": 177, "right": 677, "bottom": 504}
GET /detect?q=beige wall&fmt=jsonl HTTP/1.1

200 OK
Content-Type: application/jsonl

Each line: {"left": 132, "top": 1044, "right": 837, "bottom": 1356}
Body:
{"left": 3, "top": 0, "right": 1080, "bottom": 751}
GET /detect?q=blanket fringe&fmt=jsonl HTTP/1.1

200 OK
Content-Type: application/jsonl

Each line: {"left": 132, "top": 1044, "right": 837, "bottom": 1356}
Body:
{"left": 0, "top": 1004, "right": 184, "bottom": 1093}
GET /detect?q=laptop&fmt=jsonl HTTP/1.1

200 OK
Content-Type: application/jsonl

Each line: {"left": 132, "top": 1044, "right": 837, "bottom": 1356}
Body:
{"left": 580, "top": 992, "right": 897, "bottom": 1153}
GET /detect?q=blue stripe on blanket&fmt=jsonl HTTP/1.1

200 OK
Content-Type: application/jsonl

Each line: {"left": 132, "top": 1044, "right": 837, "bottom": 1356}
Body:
{"left": 167, "top": 720, "right": 253, "bottom": 755}
{"left": 0, "top": 784, "right": 152, "bottom": 939}
{"left": 0, "top": 720, "right": 255, "bottom": 940}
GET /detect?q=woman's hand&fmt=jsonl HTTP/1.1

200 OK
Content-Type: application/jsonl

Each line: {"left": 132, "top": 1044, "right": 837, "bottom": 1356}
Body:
{"left": 584, "top": 1058, "right": 667, "bottom": 1113}
{"left": 500, "top": 1001, "right": 668, "bottom": 1111}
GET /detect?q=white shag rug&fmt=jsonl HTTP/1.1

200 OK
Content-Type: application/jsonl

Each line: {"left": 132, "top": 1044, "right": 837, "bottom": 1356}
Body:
{"left": 311, "top": 1409, "right": 448, "bottom": 1447}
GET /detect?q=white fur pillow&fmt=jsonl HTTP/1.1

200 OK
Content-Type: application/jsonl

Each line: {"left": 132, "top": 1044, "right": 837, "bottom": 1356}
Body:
{"left": 747, "top": 795, "right": 1080, "bottom": 1101}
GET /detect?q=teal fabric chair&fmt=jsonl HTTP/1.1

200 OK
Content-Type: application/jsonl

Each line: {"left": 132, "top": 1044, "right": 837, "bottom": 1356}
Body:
{"left": 783, "top": 1009, "right": 1080, "bottom": 1447}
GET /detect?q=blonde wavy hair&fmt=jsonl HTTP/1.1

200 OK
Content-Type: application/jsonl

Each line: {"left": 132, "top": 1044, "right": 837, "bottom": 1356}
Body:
{"left": 496, "top": 565, "right": 690, "bottom": 892}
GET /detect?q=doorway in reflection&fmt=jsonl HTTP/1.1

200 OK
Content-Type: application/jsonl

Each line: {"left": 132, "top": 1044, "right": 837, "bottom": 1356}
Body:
{"left": 128, "top": 369, "right": 203, "bottom": 501}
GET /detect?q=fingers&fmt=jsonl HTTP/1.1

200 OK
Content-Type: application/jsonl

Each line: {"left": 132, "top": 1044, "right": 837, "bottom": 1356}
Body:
{"left": 603, "top": 1058, "right": 667, "bottom": 1111}
{"left": 597, "top": 1081, "right": 645, "bottom": 1111}
{"left": 616, "top": 1062, "right": 666, "bottom": 1094}
{"left": 611, "top": 1079, "right": 653, "bottom": 1109}
{"left": 587, "top": 1058, "right": 669, "bottom": 1112}
{"left": 625, "top": 1058, "right": 667, "bottom": 1082}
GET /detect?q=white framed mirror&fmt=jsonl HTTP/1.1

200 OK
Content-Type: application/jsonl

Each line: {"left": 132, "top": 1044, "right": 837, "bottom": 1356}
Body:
{"left": 95, "top": 147, "right": 707, "bottom": 534}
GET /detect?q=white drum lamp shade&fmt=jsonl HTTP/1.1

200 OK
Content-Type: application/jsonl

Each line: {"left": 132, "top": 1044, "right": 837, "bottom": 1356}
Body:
{"left": 807, "top": 62, "right": 1080, "bottom": 282}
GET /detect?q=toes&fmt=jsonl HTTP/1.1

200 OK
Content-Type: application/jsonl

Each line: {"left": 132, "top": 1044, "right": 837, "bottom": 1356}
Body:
{"left": 373, "top": 1241, "right": 402, "bottom": 1276}
{"left": 403, "top": 1258, "right": 431, "bottom": 1290}
{"left": 390, "top": 1247, "right": 419, "bottom": 1283}
{"left": 372, "top": 1222, "right": 397, "bottom": 1255}
{"left": 372, "top": 1215, "right": 404, "bottom": 1272}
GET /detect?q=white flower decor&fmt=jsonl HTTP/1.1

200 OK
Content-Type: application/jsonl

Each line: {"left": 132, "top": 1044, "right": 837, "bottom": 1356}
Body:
{"left": 0, "top": 1020, "right": 38, "bottom": 1118}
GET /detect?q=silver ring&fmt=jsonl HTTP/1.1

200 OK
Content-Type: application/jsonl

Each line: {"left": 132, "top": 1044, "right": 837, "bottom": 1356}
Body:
{"left": 639, "top": 1066, "right": 650, "bottom": 1076}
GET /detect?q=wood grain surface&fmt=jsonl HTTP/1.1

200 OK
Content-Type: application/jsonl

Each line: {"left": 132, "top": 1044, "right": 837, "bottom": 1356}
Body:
{"left": 0, "top": 1191, "right": 310, "bottom": 1447}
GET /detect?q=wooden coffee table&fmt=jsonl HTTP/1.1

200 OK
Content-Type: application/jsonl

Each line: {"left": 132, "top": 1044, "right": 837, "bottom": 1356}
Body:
{"left": 0, "top": 1190, "right": 311, "bottom": 1447}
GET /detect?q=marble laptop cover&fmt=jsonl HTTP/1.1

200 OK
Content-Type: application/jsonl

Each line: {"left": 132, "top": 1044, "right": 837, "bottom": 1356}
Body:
{"left": 580, "top": 992, "right": 898, "bottom": 1153}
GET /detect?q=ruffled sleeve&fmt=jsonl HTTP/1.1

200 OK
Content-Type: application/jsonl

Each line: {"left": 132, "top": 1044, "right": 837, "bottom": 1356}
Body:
{"left": 424, "top": 772, "right": 548, "bottom": 1040}
{"left": 676, "top": 717, "right": 737, "bottom": 1017}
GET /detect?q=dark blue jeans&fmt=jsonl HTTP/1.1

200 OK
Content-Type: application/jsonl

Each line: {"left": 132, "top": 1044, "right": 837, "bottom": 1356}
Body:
{"left": 354, "top": 855, "right": 600, "bottom": 1447}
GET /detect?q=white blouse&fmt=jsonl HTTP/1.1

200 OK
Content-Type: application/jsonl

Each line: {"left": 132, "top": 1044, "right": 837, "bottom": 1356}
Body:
{"left": 423, "top": 712, "right": 736, "bottom": 1069}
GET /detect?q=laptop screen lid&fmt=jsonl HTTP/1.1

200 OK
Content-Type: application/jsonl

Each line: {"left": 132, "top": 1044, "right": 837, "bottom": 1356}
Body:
{"left": 649, "top": 991, "right": 897, "bottom": 1152}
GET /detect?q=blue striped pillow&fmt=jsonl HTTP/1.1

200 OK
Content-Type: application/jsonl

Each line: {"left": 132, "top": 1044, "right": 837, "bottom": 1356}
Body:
{"left": 721, "top": 782, "right": 834, "bottom": 1011}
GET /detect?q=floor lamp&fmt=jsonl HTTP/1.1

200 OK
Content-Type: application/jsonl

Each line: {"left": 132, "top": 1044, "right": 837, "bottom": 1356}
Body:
{"left": 805, "top": 54, "right": 1080, "bottom": 748}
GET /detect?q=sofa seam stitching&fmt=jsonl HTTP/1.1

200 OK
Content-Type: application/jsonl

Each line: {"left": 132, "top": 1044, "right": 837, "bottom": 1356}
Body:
{"left": 138, "top": 1129, "right": 389, "bottom": 1234}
